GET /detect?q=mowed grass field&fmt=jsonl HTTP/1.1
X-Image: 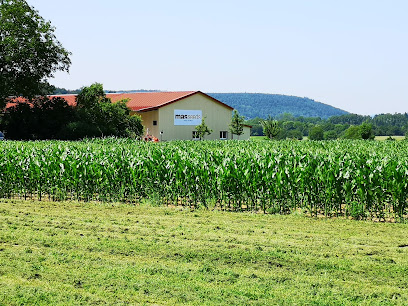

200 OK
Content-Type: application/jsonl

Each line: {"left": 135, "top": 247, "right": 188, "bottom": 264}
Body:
{"left": 1, "top": 200, "right": 407, "bottom": 305}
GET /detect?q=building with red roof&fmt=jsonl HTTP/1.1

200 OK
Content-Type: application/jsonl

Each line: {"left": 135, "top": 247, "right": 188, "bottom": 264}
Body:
{"left": 6, "top": 91, "right": 251, "bottom": 140}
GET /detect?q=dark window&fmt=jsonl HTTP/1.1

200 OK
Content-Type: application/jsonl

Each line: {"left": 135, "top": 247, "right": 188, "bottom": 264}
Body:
{"left": 192, "top": 131, "right": 200, "bottom": 140}
{"left": 153, "top": 120, "right": 157, "bottom": 126}
{"left": 220, "top": 131, "right": 228, "bottom": 139}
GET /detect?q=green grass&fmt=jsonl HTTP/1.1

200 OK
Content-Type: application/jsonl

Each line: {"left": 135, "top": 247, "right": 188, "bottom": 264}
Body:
{"left": 250, "top": 135, "right": 268, "bottom": 141}
{"left": 1, "top": 199, "right": 408, "bottom": 305}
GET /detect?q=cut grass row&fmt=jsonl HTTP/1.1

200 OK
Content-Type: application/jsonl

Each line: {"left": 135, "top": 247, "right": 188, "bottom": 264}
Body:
{"left": 0, "top": 199, "right": 407, "bottom": 305}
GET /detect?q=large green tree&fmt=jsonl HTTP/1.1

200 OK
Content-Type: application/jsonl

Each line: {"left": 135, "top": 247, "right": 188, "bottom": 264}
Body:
{"left": 0, "top": 0, "right": 71, "bottom": 108}
{"left": 343, "top": 125, "right": 362, "bottom": 139}
{"left": 308, "top": 125, "right": 324, "bottom": 140}
{"left": 66, "top": 83, "right": 144, "bottom": 139}
{"left": 360, "top": 122, "right": 374, "bottom": 140}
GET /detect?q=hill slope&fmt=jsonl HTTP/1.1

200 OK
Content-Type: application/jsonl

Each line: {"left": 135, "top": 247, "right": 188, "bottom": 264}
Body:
{"left": 53, "top": 88, "right": 349, "bottom": 119}
{"left": 207, "top": 93, "right": 348, "bottom": 119}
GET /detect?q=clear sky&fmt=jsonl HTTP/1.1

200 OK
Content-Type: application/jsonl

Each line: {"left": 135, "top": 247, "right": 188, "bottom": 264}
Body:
{"left": 29, "top": 0, "right": 408, "bottom": 115}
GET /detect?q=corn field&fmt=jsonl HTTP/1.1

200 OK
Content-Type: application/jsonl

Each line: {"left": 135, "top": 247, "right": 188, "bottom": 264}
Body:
{"left": 0, "top": 139, "right": 407, "bottom": 220}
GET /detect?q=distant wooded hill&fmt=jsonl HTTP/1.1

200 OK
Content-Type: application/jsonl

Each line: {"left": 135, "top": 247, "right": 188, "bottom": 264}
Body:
{"left": 53, "top": 88, "right": 348, "bottom": 119}
{"left": 207, "top": 93, "right": 348, "bottom": 119}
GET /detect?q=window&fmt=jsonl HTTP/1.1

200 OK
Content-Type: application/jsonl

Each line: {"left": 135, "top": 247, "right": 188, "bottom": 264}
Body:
{"left": 192, "top": 131, "right": 200, "bottom": 140}
{"left": 153, "top": 120, "right": 157, "bottom": 126}
{"left": 220, "top": 131, "right": 228, "bottom": 140}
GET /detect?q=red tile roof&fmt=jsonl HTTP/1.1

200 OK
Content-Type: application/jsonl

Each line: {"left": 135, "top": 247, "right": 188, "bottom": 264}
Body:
{"left": 108, "top": 91, "right": 234, "bottom": 112}
{"left": 5, "top": 91, "right": 234, "bottom": 112}
{"left": 109, "top": 91, "right": 197, "bottom": 111}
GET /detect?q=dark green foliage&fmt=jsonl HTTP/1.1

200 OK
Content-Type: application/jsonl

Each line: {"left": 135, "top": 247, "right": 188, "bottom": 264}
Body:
{"left": 1, "top": 97, "right": 75, "bottom": 140}
{"left": 66, "top": 83, "right": 143, "bottom": 139}
{"left": 248, "top": 112, "right": 407, "bottom": 139}
{"left": 0, "top": 0, "right": 71, "bottom": 108}
{"left": 229, "top": 110, "right": 244, "bottom": 139}
{"left": 208, "top": 93, "right": 348, "bottom": 119}
{"left": 360, "top": 122, "right": 374, "bottom": 140}
{"left": 1, "top": 83, "right": 143, "bottom": 140}
{"left": 276, "top": 126, "right": 303, "bottom": 140}
{"left": 343, "top": 123, "right": 374, "bottom": 140}
{"left": 308, "top": 126, "right": 324, "bottom": 140}
{"left": 324, "top": 130, "right": 338, "bottom": 140}
{"left": 372, "top": 113, "right": 408, "bottom": 136}
{"left": 343, "top": 125, "right": 362, "bottom": 139}
{"left": 331, "top": 113, "right": 408, "bottom": 137}
{"left": 329, "top": 114, "right": 371, "bottom": 125}
{"left": 76, "top": 83, "right": 107, "bottom": 109}
{"left": 245, "top": 117, "right": 264, "bottom": 136}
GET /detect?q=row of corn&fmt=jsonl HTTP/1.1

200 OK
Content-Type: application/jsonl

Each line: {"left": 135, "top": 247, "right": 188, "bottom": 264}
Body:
{"left": 0, "top": 139, "right": 407, "bottom": 220}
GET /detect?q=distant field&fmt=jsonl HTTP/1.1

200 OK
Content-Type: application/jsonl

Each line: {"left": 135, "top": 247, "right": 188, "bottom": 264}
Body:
{"left": 375, "top": 136, "right": 406, "bottom": 141}
{"left": 1, "top": 199, "right": 407, "bottom": 305}
{"left": 250, "top": 136, "right": 268, "bottom": 141}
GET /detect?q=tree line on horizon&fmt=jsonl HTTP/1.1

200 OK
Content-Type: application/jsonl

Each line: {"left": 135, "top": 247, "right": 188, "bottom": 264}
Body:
{"left": 248, "top": 113, "right": 408, "bottom": 140}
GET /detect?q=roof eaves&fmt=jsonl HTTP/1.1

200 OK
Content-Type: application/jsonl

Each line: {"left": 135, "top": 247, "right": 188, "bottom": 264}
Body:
{"left": 136, "top": 106, "right": 159, "bottom": 112}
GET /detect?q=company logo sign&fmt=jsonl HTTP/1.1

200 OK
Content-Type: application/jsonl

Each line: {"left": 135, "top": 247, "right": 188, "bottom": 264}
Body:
{"left": 174, "top": 110, "right": 202, "bottom": 125}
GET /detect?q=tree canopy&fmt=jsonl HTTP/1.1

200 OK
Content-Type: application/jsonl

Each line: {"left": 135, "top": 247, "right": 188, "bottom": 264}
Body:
{"left": 308, "top": 126, "right": 324, "bottom": 140}
{"left": 66, "top": 83, "right": 144, "bottom": 139}
{"left": 0, "top": 0, "right": 71, "bottom": 108}
{"left": 229, "top": 109, "right": 244, "bottom": 139}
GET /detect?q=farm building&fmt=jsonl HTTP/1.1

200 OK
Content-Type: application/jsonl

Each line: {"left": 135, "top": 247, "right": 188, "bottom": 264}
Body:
{"left": 51, "top": 91, "right": 251, "bottom": 141}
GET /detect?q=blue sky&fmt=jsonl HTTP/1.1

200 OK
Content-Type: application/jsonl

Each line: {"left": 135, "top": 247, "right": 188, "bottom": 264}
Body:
{"left": 29, "top": 0, "right": 408, "bottom": 115}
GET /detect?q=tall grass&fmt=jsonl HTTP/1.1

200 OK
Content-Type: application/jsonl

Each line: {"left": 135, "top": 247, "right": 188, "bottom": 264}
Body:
{"left": 0, "top": 139, "right": 407, "bottom": 220}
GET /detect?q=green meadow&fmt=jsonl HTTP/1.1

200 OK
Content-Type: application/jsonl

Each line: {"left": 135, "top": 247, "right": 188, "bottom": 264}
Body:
{"left": 0, "top": 199, "right": 407, "bottom": 305}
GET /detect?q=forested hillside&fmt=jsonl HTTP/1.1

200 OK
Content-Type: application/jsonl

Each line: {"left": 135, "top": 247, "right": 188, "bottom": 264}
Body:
{"left": 52, "top": 88, "right": 348, "bottom": 120}
{"left": 207, "top": 93, "right": 348, "bottom": 119}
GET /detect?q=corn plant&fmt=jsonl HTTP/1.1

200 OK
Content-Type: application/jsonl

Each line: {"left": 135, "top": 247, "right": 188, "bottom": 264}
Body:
{"left": 0, "top": 138, "right": 407, "bottom": 220}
